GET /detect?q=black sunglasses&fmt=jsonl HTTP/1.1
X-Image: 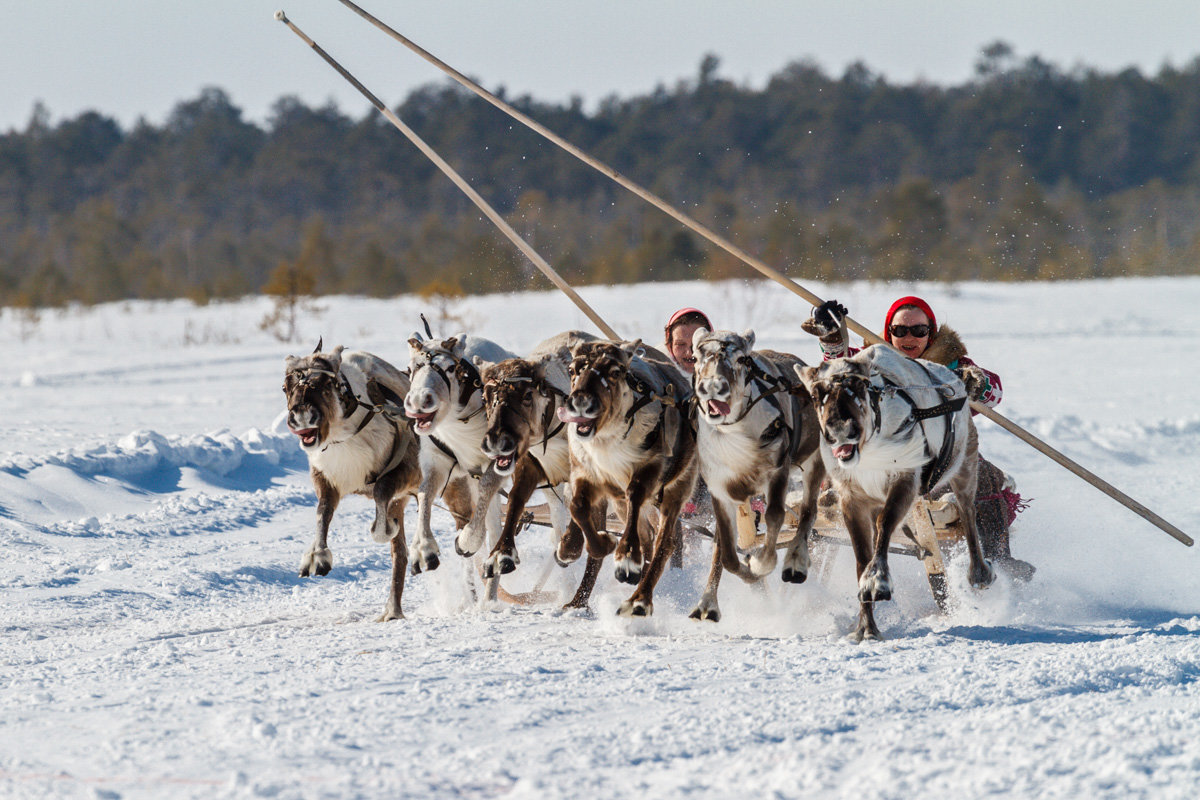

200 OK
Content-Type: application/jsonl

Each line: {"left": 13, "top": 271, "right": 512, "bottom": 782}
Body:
{"left": 889, "top": 324, "right": 931, "bottom": 338}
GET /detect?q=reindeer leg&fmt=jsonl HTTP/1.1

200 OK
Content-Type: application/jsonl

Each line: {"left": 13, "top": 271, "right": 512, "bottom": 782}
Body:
{"left": 951, "top": 432, "right": 996, "bottom": 589}
{"left": 747, "top": 471, "right": 789, "bottom": 578}
{"left": 483, "top": 457, "right": 539, "bottom": 578}
{"left": 570, "top": 481, "right": 616, "bottom": 560}
{"left": 618, "top": 495, "right": 684, "bottom": 618}
{"left": 859, "top": 478, "right": 916, "bottom": 606}
{"left": 378, "top": 501, "right": 409, "bottom": 621}
{"left": 613, "top": 475, "right": 652, "bottom": 586}
{"left": 299, "top": 471, "right": 338, "bottom": 577}
{"left": 689, "top": 499, "right": 730, "bottom": 622}
{"left": 410, "top": 450, "right": 445, "bottom": 574}
{"left": 842, "top": 498, "right": 881, "bottom": 642}
{"left": 782, "top": 459, "right": 824, "bottom": 584}
{"left": 562, "top": 556, "right": 602, "bottom": 610}
{"left": 369, "top": 469, "right": 402, "bottom": 544}
{"left": 455, "top": 468, "right": 502, "bottom": 557}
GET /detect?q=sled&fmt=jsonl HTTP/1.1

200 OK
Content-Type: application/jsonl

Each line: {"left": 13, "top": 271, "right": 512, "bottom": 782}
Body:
{"left": 736, "top": 492, "right": 966, "bottom": 611}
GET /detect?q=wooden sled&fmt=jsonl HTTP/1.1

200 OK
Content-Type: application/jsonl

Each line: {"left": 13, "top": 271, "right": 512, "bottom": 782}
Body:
{"left": 737, "top": 492, "right": 967, "bottom": 611}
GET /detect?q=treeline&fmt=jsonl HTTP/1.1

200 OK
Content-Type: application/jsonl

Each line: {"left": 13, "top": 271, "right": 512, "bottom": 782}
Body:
{"left": 3, "top": 41, "right": 1200, "bottom": 308}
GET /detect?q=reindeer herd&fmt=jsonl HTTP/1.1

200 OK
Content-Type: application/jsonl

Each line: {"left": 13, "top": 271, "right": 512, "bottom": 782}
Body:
{"left": 283, "top": 324, "right": 996, "bottom": 641}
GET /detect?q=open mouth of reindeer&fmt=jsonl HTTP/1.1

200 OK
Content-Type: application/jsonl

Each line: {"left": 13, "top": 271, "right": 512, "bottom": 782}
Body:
{"left": 557, "top": 405, "right": 598, "bottom": 438}
{"left": 831, "top": 442, "right": 858, "bottom": 462}
{"left": 704, "top": 398, "right": 732, "bottom": 419}
{"left": 407, "top": 411, "right": 437, "bottom": 432}
{"left": 289, "top": 426, "right": 320, "bottom": 448}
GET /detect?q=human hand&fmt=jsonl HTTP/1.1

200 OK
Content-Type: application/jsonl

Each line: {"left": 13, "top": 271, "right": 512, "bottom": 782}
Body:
{"left": 801, "top": 299, "right": 848, "bottom": 340}
{"left": 957, "top": 364, "right": 989, "bottom": 402}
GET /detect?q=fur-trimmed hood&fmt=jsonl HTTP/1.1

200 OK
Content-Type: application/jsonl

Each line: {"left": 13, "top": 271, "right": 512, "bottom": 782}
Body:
{"left": 919, "top": 324, "right": 968, "bottom": 367}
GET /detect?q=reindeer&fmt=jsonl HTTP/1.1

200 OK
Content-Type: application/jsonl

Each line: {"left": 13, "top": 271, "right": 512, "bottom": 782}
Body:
{"left": 688, "top": 328, "right": 825, "bottom": 622}
{"left": 283, "top": 340, "right": 468, "bottom": 620}
{"left": 477, "top": 331, "right": 606, "bottom": 607}
{"left": 796, "top": 345, "right": 995, "bottom": 641}
{"left": 404, "top": 332, "right": 517, "bottom": 582}
{"left": 556, "top": 339, "right": 698, "bottom": 617}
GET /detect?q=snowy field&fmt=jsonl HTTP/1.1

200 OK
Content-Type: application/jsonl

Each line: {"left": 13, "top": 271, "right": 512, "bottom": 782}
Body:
{"left": 2, "top": 277, "right": 1199, "bottom": 799}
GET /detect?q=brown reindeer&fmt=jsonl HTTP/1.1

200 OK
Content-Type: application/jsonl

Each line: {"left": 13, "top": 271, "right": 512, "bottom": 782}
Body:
{"left": 689, "top": 328, "right": 825, "bottom": 623}
{"left": 477, "top": 331, "right": 606, "bottom": 608}
{"left": 796, "top": 346, "right": 995, "bottom": 641}
{"left": 557, "top": 339, "right": 698, "bottom": 617}
{"left": 283, "top": 341, "right": 472, "bottom": 621}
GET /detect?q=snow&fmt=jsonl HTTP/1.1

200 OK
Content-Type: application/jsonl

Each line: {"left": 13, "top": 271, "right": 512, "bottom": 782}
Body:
{"left": 2, "top": 278, "right": 1199, "bottom": 798}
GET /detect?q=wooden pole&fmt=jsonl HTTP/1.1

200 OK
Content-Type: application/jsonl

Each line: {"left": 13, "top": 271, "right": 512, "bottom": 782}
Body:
{"left": 329, "top": 4, "right": 857, "bottom": 323}
{"left": 274, "top": 11, "right": 620, "bottom": 342}
{"left": 973, "top": 404, "right": 1191, "bottom": 545}
{"left": 301, "top": 6, "right": 1194, "bottom": 548}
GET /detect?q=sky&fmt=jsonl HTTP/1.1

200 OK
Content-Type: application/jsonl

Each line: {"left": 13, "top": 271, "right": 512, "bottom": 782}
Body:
{"left": 3, "top": 0, "right": 1200, "bottom": 134}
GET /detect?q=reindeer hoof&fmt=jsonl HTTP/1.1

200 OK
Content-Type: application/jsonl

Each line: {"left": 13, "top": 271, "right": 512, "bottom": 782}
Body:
{"left": 781, "top": 567, "right": 808, "bottom": 584}
{"left": 858, "top": 567, "right": 892, "bottom": 602}
{"left": 614, "top": 564, "right": 641, "bottom": 585}
{"left": 410, "top": 552, "right": 439, "bottom": 576}
{"left": 688, "top": 606, "right": 720, "bottom": 623}
{"left": 375, "top": 608, "right": 404, "bottom": 622}
{"left": 971, "top": 558, "right": 997, "bottom": 588}
{"left": 850, "top": 626, "right": 883, "bottom": 643}
{"left": 618, "top": 599, "right": 651, "bottom": 617}
{"left": 858, "top": 584, "right": 891, "bottom": 602}
{"left": 454, "top": 538, "right": 474, "bottom": 558}
{"left": 298, "top": 547, "right": 332, "bottom": 578}
{"left": 482, "top": 555, "right": 515, "bottom": 580}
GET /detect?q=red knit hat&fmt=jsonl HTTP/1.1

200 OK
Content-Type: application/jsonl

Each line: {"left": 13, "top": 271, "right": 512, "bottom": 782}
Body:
{"left": 665, "top": 307, "right": 713, "bottom": 333}
{"left": 883, "top": 296, "right": 937, "bottom": 344}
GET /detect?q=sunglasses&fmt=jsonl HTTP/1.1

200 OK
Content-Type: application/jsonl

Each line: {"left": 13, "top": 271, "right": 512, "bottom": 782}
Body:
{"left": 889, "top": 324, "right": 931, "bottom": 339}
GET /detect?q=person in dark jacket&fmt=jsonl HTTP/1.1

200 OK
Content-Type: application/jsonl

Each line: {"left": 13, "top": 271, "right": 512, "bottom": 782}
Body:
{"left": 803, "top": 296, "right": 1034, "bottom": 580}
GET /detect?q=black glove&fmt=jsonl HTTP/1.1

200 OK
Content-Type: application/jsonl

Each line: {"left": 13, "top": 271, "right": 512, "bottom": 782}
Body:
{"left": 802, "top": 299, "right": 848, "bottom": 340}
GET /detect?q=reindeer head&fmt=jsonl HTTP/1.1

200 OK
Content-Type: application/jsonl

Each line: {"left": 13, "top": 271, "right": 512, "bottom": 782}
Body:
{"left": 283, "top": 342, "right": 347, "bottom": 450}
{"left": 559, "top": 340, "right": 639, "bottom": 440}
{"left": 796, "top": 359, "right": 873, "bottom": 468}
{"left": 404, "top": 334, "right": 475, "bottom": 434}
{"left": 692, "top": 328, "right": 757, "bottom": 424}
{"left": 479, "top": 357, "right": 557, "bottom": 475}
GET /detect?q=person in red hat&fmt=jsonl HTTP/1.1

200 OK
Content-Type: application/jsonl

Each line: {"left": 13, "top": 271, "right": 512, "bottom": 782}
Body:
{"left": 802, "top": 296, "right": 1033, "bottom": 580}
{"left": 804, "top": 295, "right": 1003, "bottom": 407}
{"left": 663, "top": 307, "right": 713, "bottom": 375}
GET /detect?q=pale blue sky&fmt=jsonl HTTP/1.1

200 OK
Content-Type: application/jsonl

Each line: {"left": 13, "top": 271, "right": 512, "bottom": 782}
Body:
{"left": 3, "top": 0, "right": 1199, "bottom": 133}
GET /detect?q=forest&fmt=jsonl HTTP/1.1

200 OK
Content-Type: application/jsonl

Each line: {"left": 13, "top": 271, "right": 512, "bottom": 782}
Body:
{"left": 2, "top": 41, "right": 1199, "bottom": 309}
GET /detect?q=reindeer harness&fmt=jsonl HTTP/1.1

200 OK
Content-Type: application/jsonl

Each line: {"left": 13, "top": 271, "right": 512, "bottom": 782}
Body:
{"left": 699, "top": 343, "right": 808, "bottom": 470}
{"left": 410, "top": 345, "right": 490, "bottom": 479}
{"left": 288, "top": 364, "right": 413, "bottom": 485}
{"left": 572, "top": 353, "right": 693, "bottom": 502}
{"left": 856, "top": 359, "right": 967, "bottom": 495}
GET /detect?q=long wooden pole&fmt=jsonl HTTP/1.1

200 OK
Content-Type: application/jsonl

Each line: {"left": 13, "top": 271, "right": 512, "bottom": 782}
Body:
{"left": 331, "top": 3, "right": 839, "bottom": 313}
{"left": 274, "top": 11, "right": 619, "bottom": 341}
{"left": 972, "top": 405, "right": 1191, "bottom": 545}
{"left": 296, "top": 6, "right": 1193, "bottom": 548}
